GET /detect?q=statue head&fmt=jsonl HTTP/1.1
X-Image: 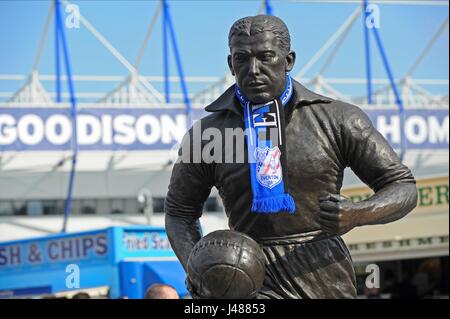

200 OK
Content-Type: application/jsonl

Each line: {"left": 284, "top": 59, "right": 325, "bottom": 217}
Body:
{"left": 228, "top": 15, "right": 296, "bottom": 104}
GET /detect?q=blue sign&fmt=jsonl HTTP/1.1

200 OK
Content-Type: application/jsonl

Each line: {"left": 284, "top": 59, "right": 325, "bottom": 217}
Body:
{"left": 0, "top": 231, "right": 109, "bottom": 269}
{"left": 365, "top": 109, "right": 449, "bottom": 149}
{"left": 114, "top": 227, "right": 176, "bottom": 262}
{"left": 0, "top": 107, "right": 447, "bottom": 151}
{"left": 0, "top": 108, "right": 204, "bottom": 151}
{"left": 0, "top": 226, "right": 186, "bottom": 299}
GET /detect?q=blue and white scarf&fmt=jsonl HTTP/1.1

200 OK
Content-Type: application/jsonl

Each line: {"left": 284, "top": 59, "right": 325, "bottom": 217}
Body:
{"left": 236, "top": 74, "right": 296, "bottom": 214}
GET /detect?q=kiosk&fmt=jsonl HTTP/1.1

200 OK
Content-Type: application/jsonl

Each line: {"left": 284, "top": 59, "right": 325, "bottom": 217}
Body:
{"left": 0, "top": 226, "right": 188, "bottom": 299}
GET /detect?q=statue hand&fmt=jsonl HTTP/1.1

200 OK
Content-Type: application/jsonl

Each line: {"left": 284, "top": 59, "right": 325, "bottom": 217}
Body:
{"left": 318, "top": 193, "right": 360, "bottom": 236}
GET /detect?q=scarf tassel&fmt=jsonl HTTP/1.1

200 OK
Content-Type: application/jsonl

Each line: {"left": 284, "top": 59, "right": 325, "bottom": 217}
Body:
{"left": 251, "top": 194, "right": 296, "bottom": 214}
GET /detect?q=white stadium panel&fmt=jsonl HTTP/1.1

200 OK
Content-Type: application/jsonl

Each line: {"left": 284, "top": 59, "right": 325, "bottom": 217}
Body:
{"left": 109, "top": 150, "right": 175, "bottom": 171}
{"left": 0, "top": 152, "right": 72, "bottom": 172}
{"left": 71, "top": 152, "right": 113, "bottom": 171}
{"left": 0, "top": 214, "right": 228, "bottom": 242}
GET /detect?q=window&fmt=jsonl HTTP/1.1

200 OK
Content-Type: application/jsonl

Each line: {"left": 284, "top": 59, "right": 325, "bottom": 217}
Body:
{"left": 27, "top": 200, "right": 43, "bottom": 216}
{"left": 0, "top": 201, "right": 13, "bottom": 216}
{"left": 2, "top": 197, "right": 175, "bottom": 216}
{"left": 152, "top": 198, "right": 165, "bottom": 213}
{"left": 12, "top": 201, "right": 26, "bottom": 216}
{"left": 111, "top": 199, "right": 124, "bottom": 214}
{"left": 42, "top": 200, "right": 63, "bottom": 215}
{"left": 81, "top": 199, "right": 96, "bottom": 215}
{"left": 204, "top": 197, "right": 221, "bottom": 213}
{"left": 124, "top": 198, "right": 138, "bottom": 215}
{"left": 97, "top": 199, "right": 110, "bottom": 215}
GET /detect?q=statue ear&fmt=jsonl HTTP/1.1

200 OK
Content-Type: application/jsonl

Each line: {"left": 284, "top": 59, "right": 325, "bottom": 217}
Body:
{"left": 285, "top": 51, "right": 296, "bottom": 73}
{"left": 227, "top": 55, "right": 235, "bottom": 76}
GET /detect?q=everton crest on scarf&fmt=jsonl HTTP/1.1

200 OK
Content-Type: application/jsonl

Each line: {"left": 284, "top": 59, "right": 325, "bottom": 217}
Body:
{"left": 236, "top": 74, "right": 296, "bottom": 214}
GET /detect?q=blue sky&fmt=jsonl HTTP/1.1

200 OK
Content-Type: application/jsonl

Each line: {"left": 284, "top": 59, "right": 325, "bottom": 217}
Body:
{"left": 0, "top": 0, "right": 448, "bottom": 97}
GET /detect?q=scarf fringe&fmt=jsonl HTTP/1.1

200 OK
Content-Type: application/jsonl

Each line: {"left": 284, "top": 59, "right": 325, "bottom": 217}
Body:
{"left": 251, "top": 194, "right": 296, "bottom": 214}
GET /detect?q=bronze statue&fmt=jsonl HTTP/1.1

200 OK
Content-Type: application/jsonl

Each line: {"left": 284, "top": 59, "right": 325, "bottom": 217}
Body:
{"left": 165, "top": 15, "right": 417, "bottom": 299}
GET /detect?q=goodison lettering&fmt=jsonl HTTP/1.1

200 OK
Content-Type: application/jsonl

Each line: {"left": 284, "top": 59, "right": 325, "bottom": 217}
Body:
{"left": 0, "top": 108, "right": 447, "bottom": 150}
{"left": 0, "top": 109, "right": 188, "bottom": 150}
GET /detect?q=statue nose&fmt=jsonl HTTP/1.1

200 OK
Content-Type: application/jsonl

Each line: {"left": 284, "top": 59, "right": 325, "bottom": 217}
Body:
{"left": 249, "top": 57, "right": 260, "bottom": 75}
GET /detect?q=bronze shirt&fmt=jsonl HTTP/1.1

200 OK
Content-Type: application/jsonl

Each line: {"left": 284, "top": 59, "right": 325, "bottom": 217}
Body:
{"left": 164, "top": 79, "right": 415, "bottom": 240}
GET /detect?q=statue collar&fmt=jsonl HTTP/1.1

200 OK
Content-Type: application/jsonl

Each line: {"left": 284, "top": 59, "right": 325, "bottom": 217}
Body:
{"left": 205, "top": 78, "right": 332, "bottom": 116}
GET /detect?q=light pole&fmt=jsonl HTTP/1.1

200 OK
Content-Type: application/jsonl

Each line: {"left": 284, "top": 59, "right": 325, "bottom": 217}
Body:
{"left": 138, "top": 189, "right": 153, "bottom": 225}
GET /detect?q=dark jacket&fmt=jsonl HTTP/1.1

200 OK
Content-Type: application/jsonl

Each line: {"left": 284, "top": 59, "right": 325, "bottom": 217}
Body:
{"left": 165, "top": 79, "right": 416, "bottom": 241}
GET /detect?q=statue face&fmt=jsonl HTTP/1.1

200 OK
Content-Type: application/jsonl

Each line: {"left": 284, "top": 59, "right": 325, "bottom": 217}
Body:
{"left": 228, "top": 31, "right": 295, "bottom": 104}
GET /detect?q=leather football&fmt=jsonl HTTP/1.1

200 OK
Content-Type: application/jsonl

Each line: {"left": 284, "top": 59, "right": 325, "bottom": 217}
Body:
{"left": 187, "top": 230, "right": 266, "bottom": 299}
